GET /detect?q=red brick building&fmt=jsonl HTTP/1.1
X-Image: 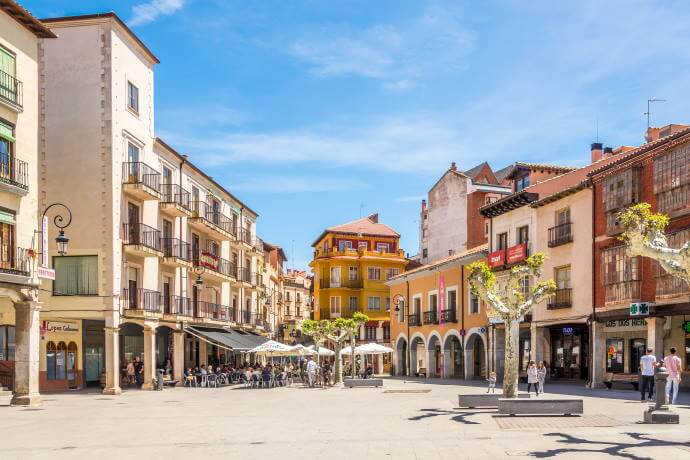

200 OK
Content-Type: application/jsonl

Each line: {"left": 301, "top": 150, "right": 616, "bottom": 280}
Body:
{"left": 590, "top": 125, "right": 690, "bottom": 387}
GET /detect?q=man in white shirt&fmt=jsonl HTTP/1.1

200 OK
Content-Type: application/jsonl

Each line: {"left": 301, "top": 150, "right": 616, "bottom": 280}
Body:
{"left": 306, "top": 358, "right": 317, "bottom": 388}
{"left": 639, "top": 348, "right": 658, "bottom": 402}
{"left": 663, "top": 347, "right": 682, "bottom": 405}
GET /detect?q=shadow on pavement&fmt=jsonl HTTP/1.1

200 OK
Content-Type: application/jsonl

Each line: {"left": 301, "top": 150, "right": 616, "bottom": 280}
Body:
{"left": 407, "top": 407, "right": 492, "bottom": 424}
{"left": 529, "top": 432, "right": 690, "bottom": 459}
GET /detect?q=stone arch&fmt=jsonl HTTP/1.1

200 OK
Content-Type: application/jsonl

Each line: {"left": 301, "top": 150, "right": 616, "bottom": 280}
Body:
{"left": 409, "top": 333, "right": 426, "bottom": 377}
{"left": 464, "top": 327, "right": 488, "bottom": 380}
{"left": 426, "top": 332, "right": 442, "bottom": 378}
{"left": 394, "top": 334, "right": 408, "bottom": 376}
{"left": 443, "top": 330, "right": 464, "bottom": 378}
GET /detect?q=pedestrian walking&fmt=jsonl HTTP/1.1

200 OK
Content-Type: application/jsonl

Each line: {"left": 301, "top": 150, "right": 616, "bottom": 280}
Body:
{"left": 526, "top": 361, "right": 539, "bottom": 396}
{"left": 306, "top": 357, "right": 317, "bottom": 388}
{"left": 663, "top": 347, "right": 682, "bottom": 405}
{"left": 639, "top": 348, "right": 658, "bottom": 402}
{"left": 126, "top": 360, "right": 136, "bottom": 386}
{"left": 537, "top": 361, "right": 547, "bottom": 394}
{"left": 486, "top": 371, "right": 497, "bottom": 393}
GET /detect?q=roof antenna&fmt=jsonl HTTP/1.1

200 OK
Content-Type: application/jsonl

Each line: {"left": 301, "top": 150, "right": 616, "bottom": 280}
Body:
{"left": 644, "top": 97, "right": 666, "bottom": 129}
{"left": 359, "top": 201, "right": 364, "bottom": 218}
{"left": 595, "top": 118, "right": 599, "bottom": 143}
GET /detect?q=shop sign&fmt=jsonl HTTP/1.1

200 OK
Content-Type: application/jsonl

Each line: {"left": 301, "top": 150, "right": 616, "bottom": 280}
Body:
{"left": 37, "top": 266, "right": 56, "bottom": 280}
{"left": 563, "top": 326, "right": 574, "bottom": 334}
{"left": 506, "top": 243, "right": 527, "bottom": 265}
{"left": 682, "top": 321, "right": 690, "bottom": 334}
{"left": 488, "top": 249, "right": 505, "bottom": 268}
{"left": 603, "top": 318, "right": 647, "bottom": 332}
{"left": 629, "top": 302, "right": 651, "bottom": 316}
{"left": 42, "top": 321, "right": 79, "bottom": 333}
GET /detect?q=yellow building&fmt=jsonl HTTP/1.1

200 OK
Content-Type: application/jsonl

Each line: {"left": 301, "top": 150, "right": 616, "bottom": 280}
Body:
{"left": 310, "top": 214, "right": 407, "bottom": 369}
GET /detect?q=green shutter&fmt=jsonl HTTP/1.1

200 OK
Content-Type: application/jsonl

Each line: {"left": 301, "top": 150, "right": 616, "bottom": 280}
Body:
{"left": 0, "top": 121, "right": 15, "bottom": 143}
{"left": 0, "top": 210, "right": 15, "bottom": 225}
{"left": 0, "top": 46, "right": 15, "bottom": 76}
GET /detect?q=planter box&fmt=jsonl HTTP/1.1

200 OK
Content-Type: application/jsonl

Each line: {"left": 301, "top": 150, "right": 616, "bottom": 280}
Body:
{"left": 458, "top": 393, "right": 530, "bottom": 408}
{"left": 344, "top": 378, "right": 383, "bottom": 388}
{"left": 498, "top": 398, "right": 583, "bottom": 416}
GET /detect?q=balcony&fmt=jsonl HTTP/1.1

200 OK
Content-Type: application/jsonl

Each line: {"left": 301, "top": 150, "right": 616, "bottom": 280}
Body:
{"left": 0, "top": 247, "right": 32, "bottom": 285}
{"left": 548, "top": 223, "right": 573, "bottom": 247}
{"left": 319, "top": 278, "right": 363, "bottom": 289}
{"left": 122, "top": 223, "right": 162, "bottom": 257}
{"left": 123, "top": 288, "right": 162, "bottom": 317}
{"left": 195, "top": 300, "right": 233, "bottom": 322}
{"left": 236, "top": 228, "right": 253, "bottom": 248}
{"left": 604, "top": 280, "right": 642, "bottom": 305}
{"left": 252, "top": 236, "right": 264, "bottom": 253}
{"left": 0, "top": 69, "right": 23, "bottom": 111}
{"left": 161, "top": 238, "right": 191, "bottom": 267}
{"left": 547, "top": 288, "right": 572, "bottom": 309}
{"left": 239, "top": 267, "right": 251, "bottom": 284}
{"left": 313, "top": 247, "right": 406, "bottom": 260}
{"left": 159, "top": 183, "right": 192, "bottom": 217}
{"left": 656, "top": 273, "right": 689, "bottom": 298}
{"left": 251, "top": 272, "right": 263, "bottom": 288}
{"left": 192, "top": 248, "right": 235, "bottom": 281}
{"left": 408, "top": 314, "right": 421, "bottom": 327}
{"left": 122, "top": 162, "right": 161, "bottom": 200}
{"left": 0, "top": 153, "right": 29, "bottom": 195}
{"left": 162, "top": 295, "right": 193, "bottom": 317}
{"left": 440, "top": 308, "right": 457, "bottom": 323}
{"left": 423, "top": 310, "right": 438, "bottom": 325}
{"left": 189, "top": 201, "right": 235, "bottom": 240}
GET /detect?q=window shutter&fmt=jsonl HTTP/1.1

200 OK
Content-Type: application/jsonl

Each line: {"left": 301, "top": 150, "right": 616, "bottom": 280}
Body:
{"left": 0, "top": 121, "right": 15, "bottom": 143}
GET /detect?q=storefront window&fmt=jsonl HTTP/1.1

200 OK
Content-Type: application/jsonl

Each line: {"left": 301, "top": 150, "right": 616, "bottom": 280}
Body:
{"left": 47, "top": 341, "right": 67, "bottom": 380}
{"left": 606, "top": 338, "right": 624, "bottom": 373}
{"left": 686, "top": 337, "right": 690, "bottom": 371}
{"left": 0, "top": 325, "right": 15, "bottom": 361}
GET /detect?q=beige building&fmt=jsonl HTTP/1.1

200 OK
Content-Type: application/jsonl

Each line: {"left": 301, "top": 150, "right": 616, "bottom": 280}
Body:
{"left": 262, "top": 242, "right": 286, "bottom": 338}
{"left": 0, "top": 1, "right": 55, "bottom": 405}
{"left": 37, "top": 13, "right": 266, "bottom": 395}
{"left": 281, "top": 269, "right": 312, "bottom": 343}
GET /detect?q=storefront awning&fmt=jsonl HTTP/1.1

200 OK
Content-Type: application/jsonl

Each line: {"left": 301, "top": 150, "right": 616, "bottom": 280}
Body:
{"left": 187, "top": 326, "right": 268, "bottom": 351}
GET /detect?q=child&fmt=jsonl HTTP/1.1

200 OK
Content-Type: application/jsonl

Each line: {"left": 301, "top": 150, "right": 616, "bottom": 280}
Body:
{"left": 486, "top": 371, "right": 497, "bottom": 393}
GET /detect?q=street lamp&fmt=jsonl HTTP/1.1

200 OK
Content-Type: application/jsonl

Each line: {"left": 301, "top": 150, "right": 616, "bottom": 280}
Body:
{"left": 41, "top": 203, "right": 73, "bottom": 256}
{"left": 393, "top": 293, "right": 409, "bottom": 377}
{"left": 192, "top": 265, "right": 205, "bottom": 286}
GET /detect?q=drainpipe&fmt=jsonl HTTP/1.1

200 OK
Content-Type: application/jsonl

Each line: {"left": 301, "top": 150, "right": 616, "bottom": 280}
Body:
{"left": 406, "top": 279, "right": 411, "bottom": 377}
{"left": 589, "top": 180, "right": 596, "bottom": 388}
{"left": 461, "top": 261, "right": 465, "bottom": 377}
{"left": 179, "top": 157, "right": 187, "bottom": 298}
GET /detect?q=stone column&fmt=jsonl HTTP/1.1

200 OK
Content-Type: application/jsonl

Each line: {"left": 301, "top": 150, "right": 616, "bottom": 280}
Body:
{"left": 12, "top": 301, "right": 42, "bottom": 406}
{"left": 647, "top": 317, "right": 665, "bottom": 361}
{"left": 103, "top": 324, "right": 121, "bottom": 395}
{"left": 590, "top": 320, "right": 606, "bottom": 388}
{"left": 530, "top": 321, "right": 538, "bottom": 364}
{"left": 443, "top": 348, "right": 451, "bottom": 378}
{"left": 173, "top": 331, "right": 184, "bottom": 384}
{"left": 199, "top": 339, "right": 208, "bottom": 367}
{"left": 141, "top": 327, "right": 157, "bottom": 390}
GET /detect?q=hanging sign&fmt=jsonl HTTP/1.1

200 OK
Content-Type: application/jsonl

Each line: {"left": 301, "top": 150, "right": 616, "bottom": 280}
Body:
{"left": 37, "top": 266, "right": 56, "bottom": 280}
{"left": 488, "top": 250, "right": 505, "bottom": 268}
{"left": 629, "top": 302, "right": 652, "bottom": 317}
{"left": 506, "top": 243, "right": 527, "bottom": 264}
{"left": 682, "top": 321, "right": 690, "bottom": 334}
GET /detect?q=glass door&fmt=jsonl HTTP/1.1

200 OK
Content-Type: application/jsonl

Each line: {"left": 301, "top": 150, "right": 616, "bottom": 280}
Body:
{"left": 630, "top": 338, "right": 646, "bottom": 374}
{"left": 606, "top": 338, "right": 624, "bottom": 373}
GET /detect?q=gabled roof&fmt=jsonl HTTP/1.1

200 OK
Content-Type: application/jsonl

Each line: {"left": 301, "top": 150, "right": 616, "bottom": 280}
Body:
{"left": 386, "top": 244, "right": 488, "bottom": 283}
{"left": 312, "top": 213, "right": 399, "bottom": 247}
{"left": 505, "top": 162, "right": 576, "bottom": 180}
{"left": 263, "top": 241, "right": 287, "bottom": 262}
{"left": 494, "top": 165, "right": 514, "bottom": 183}
{"left": 0, "top": 0, "right": 56, "bottom": 38}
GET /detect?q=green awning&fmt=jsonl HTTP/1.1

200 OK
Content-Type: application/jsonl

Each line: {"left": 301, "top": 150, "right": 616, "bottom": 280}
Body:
{"left": 0, "top": 121, "right": 15, "bottom": 143}
{"left": 0, "top": 210, "right": 15, "bottom": 225}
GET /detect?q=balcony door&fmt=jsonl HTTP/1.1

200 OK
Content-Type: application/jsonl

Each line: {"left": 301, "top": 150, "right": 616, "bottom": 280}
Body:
{"left": 0, "top": 121, "right": 14, "bottom": 182}
{"left": 127, "top": 203, "right": 139, "bottom": 244}
{"left": 162, "top": 275, "right": 172, "bottom": 314}
{"left": 191, "top": 233, "right": 200, "bottom": 261}
{"left": 0, "top": 215, "right": 15, "bottom": 271}
{"left": 330, "top": 266, "right": 341, "bottom": 288}
{"left": 128, "top": 267, "right": 138, "bottom": 309}
{"left": 0, "top": 46, "right": 16, "bottom": 103}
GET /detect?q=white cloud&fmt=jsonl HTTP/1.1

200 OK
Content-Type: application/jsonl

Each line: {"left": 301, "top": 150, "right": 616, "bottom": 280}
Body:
{"left": 230, "top": 177, "right": 368, "bottom": 194}
{"left": 288, "top": 5, "right": 474, "bottom": 91}
{"left": 129, "top": 0, "right": 185, "bottom": 27}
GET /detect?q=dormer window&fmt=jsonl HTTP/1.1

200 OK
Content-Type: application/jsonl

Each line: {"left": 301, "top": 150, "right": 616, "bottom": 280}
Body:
{"left": 515, "top": 175, "right": 530, "bottom": 192}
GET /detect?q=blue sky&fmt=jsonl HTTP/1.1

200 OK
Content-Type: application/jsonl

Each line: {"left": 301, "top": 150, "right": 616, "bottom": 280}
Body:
{"left": 24, "top": 0, "right": 690, "bottom": 269}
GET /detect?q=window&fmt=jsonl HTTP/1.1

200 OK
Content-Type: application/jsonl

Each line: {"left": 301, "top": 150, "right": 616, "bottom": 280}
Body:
{"left": 338, "top": 240, "right": 352, "bottom": 251}
{"left": 127, "top": 142, "right": 140, "bottom": 163}
{"left": 385, "top": 297, "right": 391, "bottom": 311}
{"left": 517, "top": 225, "right": 529, "bottom": 245}
{"left": 555, "top": 207, "right": 570, "bottom": 226}
{"left": 469, "top": 291, "right": 480, "bottom": 314}
{"left": 515, "top": 175, "right": 530, "bottom": 192}
{"left": 429, "top": 293, "right": 438, "bottom": 311}
{"left": 0, "top": 46, "right": 18, "bottom": 104}
{"left": 368, "top": 267, "right": 381, "bottom": 280}
{"left": 422, "top": 248, "right": 428, "bottom": 258}
{"left": 519, "top": 276, "right": 531, "bottom": 298}
{"left": 367, "top": 297, "right": 381, "bottom": 310}
{"left": 555, "top": 266, "right": 571, "bottom": 289}
{"left": 601, "top": 246, "right": 641, "bottom": 303}
{"left": 497, "top": 232, "right": 508, "bottom": 250}
{"left": 376, "top": 242, "right": 389, "bottom": 253}
{"left": 348, "top": 266, "right": 358, "bottom": 281}
{"left": 46, "top": 341, "right": 67, "bottom": 380}
{"left": 162, "top": 165, "right": 172, "bottom": 184}
{"left": 127, "top": 81, "right": 139, "bottom": 113}
{"left": 329, "top": 296, "right": 341, "bottom": 314}
{"left": 365, "top": 326, "right": 377, "bottom": 340}
{"left": 385, "top": 268, "right": 400, "bottom": 280}
{"left": 296, "top": 293, "right": 301, "bottom": 302}
{"left": 603, "top": 168, "right": 641, "bottom": 233}
{"left": 0, "top": 120, "right": 17, "bottom": 185}
{"left": 286, "top": 291, "right": 291, "bottom": 301}
{"left": 383, "top": 324, "right": 390, "bottom": 340}
{"left": 357, "top": 241, "right": 368, "bottom": 250}
{"left": 413, "top": 297, "right": 422, "bottom": 315}
{"left": 53, "top": 256, "right": 98, "bottom": 296}
{"left": 397, "top": 299, "right": 405, "bottom": 323}
{"left": 447, "top": 289, "right": 457, "bottom": 314}
{"left": 654, "top": 145, "right": 690, "bottom": 214}
{"left": 349, "top": 296, "right": 358, "bottom": 312}
{"left": 330, "top": 266, "right": 341, "bottom": 287}
{"left": 0, "top": 210, "right": 17, "bottom": 273}
{"left": 0, "top": 325, "right": 15, "bottom": 361}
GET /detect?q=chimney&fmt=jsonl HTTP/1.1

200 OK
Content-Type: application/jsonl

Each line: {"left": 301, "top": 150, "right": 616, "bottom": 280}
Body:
{"left": 603, "top": 146, "right": 614, "bottom": 157}
{"left": 450, "top": 162, "right": 457, "bottom": 171}
{"left": 646, "top": 124, "right": 690, "bottom": 143}
{"left": 421, "top": 199, "right": 427, "bottom": 212}
{"left": 367, "top": 213, "right": 379, "bottom": 223}
{"left": 590, "top": 142, "right": 603, "bottom": 163}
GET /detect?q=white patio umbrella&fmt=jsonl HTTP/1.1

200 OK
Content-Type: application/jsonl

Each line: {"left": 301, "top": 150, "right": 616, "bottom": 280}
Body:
{"left": 306, "top": 345, "right": 335, "bottom": 356}
{"left": 355, "top": 343, "right": 394, "bottom": 354}
{"left": 290, "top": 344, "right": 315, "bottom": 356}
{"left": 249, "top": 340, "right": 295, "bottom": 356}
{"left": 340, "top": 345, "right": 356, "bottom": 356}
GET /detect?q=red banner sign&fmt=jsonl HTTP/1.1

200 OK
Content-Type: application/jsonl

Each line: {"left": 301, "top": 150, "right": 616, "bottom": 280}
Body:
{"left": 200, "top": 251, "right": 219, "bottom": 271}
{"left": 507, "top": 243, "right": 527, "bottom": 264}
{"left": 488, "top": 249, "right": 505, "bottom": 268}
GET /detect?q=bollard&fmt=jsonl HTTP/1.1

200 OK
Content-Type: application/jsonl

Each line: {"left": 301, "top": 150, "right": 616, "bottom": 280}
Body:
{"left": 643, "top": 367, "right": 679, "bottom": 424}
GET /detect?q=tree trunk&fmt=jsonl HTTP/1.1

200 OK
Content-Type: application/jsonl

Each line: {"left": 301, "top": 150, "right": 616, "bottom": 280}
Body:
{"left": 334, "top": 341, "right": 342, "bottom": 384}
{"left": 503, "top": 318, "right": 520, "bottom": 398}
{"left": 350, "top": 333, "right": 357, "bottom": 379}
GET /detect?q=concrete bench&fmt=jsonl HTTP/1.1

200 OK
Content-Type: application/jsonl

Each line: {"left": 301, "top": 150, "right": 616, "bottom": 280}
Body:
{"left": 344, "top": 378, "right": 383, "bottom": 388}
{"left": 458, "top": 393, "right": 530, "bottom": 408}
{"left": 604, "top": 373, "right": 639, "bottom": 391}
{"left": 498, "top": 398, "right": 583, "bottom": 416}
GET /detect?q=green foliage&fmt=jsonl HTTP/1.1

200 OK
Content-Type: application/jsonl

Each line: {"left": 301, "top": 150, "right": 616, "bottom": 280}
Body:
{"left": 467, "top": 260, "right": 495, "bottom": 293}
{"left": 618, "top": 203, "right": 669, "bottom": 243}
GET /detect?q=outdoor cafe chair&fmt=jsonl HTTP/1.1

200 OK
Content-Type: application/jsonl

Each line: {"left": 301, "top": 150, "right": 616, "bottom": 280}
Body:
{"left": 207, "top": 374, "right": 218, "bottom": 388}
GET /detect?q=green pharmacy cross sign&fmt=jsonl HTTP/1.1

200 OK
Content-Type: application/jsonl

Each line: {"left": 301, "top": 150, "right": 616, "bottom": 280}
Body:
{"left": 629, "top": 302, "right": 651, "bottom": 317}
{"left": 682, "top": 321, "right": 690, "bottom": 334}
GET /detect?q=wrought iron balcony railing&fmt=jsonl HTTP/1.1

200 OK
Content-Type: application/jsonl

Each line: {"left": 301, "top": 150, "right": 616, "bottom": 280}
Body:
{"left": 0, "top": 69, "right": 22, "bottom": 108}
{"left": 122, "top": 162, "right": 161, "bottom": 192}
{"left": 0, "top": 153, "right": 29, "bottom": 190}
{"left": 123, "top": 222, "right": 162, "bottom": 252}
{"left": 548, "top": 222, "right": 573, "bottom": 247}
{"left": 160, "top": 183, "right": 191, "bottom": 210}
{"left": 548, "top": 288, "right": 572, "bottom": 309}
{"left": 123, "top": 288, "right": 162, "bottom": 313}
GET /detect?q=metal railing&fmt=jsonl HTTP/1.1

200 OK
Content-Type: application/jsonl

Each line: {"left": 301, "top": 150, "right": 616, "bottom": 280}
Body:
{"left": 160, "top": 183, "right": 191, "bottom": 210}
{"left": 122, "top": 162, "right": 161, "bottom": 192}
{"left": 319, "top": 278, "right": 363, "bottom": 289}
{"left": 123, "top": 222, "right": 161, "bottom": 252}
{"left": 0, "top": 153, "right": 29, "bottom": 190}
{"left": 195, "top": 300, "right": 232, "bottom": 321}
{"left": 548, "top": 222, "right": 573, "bottom": 247}
{"left": 0, "top": 246, "right": 31, "bottom": 276}
{"left": 423, "top": 310, "right": 438, "bottom": 325}
{"left": 548, "top": 288, "right": 572, "bottom": 309}
{"left": 408, "top": 314, "right": 421, "bottom": 327}
{"left": 0, "top": 69, "right": 22, "bottom": 108}
{"left": 161, "top": 237, "right": 190, "bottom": 261}
{"left": 123, "top": 288, "right": 162, "bottom": 313}
{"left": 239, "top": 267, "right": 251, "bottom": 283}
{"left": 164, "top": 295, "right": 193, "bottom": 316}
{"left": 192, "top": 248, "right": 233, "bottom": 278}
{"left": 190, "top": 201, "right": 235, "bottom": 235}
{"left": 440, "top": 308, "right": 457, "bottom": 322}
{"left": 251, "top": 272, "right": 263, "bottom": 286}
{"left": 238, "top": 228, "right": 252, "bottom": 245}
